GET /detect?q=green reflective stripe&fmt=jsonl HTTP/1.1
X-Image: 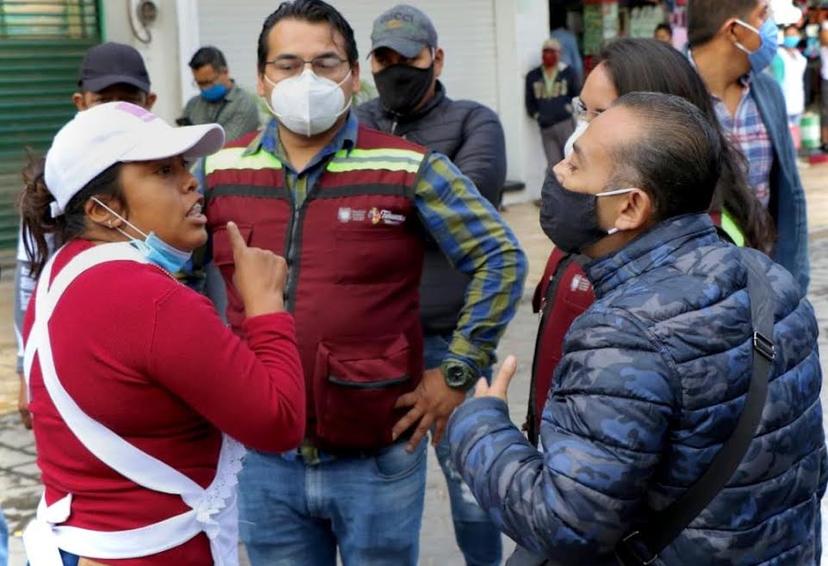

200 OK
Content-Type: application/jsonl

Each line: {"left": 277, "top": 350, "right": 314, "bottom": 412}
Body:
{"left": 721, "top": 208, "right": 746, "bottom": 247}
{"left": 326, "top": 160, "right": 421, "bottom": 173}
{"left": 205, "top": 147, "right": 282, "bottom": 175}
{"left": 337, "top": 148, "right": 424, "bottom": 160}
{"left": 328, "top": 148, "right": 424, "bottom": 173}
{"left": 332, "top": 155, "right": 422, "bottom": 166}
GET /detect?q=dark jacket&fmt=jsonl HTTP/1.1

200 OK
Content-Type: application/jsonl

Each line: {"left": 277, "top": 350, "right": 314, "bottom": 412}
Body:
{"left": 357, "top": 81, "right": 507, "bottom": 335}
{"left": 449, "top": 214, "right": 825, "bottom": 564}
{"left": 750, "top": 71, "right": 810, "bottom": 292}
{"left": 525, "top": 64, "right": 577, "bottom": 128}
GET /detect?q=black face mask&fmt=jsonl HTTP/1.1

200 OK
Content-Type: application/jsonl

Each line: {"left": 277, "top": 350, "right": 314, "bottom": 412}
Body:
{"left": 373, "top": 64, "right": 434, "bottom": 116}
{"left": 540, "top": 171, "right": 634, "bottom": 253}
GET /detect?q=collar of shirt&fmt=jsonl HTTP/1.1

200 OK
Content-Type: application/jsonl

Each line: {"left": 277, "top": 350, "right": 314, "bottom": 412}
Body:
{"left": 711, "top": 74, "right": 752, "bottom": 106}
{"left": 223, "top": 81, "right": 239, "bottom": 102}
{"left": 687, "top": 49, "right": 752, "bottom": 102}
{"left": 244, "top": 111, "right": 359, "bottom": 176}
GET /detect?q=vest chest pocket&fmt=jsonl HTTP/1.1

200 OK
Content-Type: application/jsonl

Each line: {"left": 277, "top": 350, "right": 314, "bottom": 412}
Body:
{"left": 333, "top": 223, "right": 412, "bottom": 284}
{"left": 313, "top": 334, "right": 413, "bottom": 450}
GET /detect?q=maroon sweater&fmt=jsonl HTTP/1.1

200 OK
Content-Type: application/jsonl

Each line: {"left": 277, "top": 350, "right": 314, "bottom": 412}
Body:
{"left": 24, "top": 239, "right": 305, "bottom": 565}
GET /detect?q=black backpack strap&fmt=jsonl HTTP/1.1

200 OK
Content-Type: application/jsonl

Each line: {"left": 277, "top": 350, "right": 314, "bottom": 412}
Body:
{"left": 617, "top": 252, "right": 775, "bottom": 565}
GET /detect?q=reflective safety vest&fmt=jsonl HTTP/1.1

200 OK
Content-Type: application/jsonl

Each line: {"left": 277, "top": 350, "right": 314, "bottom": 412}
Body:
{"left": 204, "top": 126, "right": 428, "bottom": 452}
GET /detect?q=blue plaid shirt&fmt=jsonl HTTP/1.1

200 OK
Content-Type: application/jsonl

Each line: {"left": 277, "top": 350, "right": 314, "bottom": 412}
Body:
{"left": 712, "top": 77, "right": 772, "bottom": 208}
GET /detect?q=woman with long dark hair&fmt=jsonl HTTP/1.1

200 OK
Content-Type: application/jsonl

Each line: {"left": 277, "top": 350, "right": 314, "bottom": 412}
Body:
{"left": 528, "top": 38, "right": 774, "bottom": 443}
{"left": 20, "top": 102, "right": 305, "bottom": 566}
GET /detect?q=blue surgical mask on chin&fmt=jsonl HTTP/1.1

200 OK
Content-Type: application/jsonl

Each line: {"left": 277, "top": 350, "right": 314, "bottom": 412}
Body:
{"left": 734, "top": 18, "right": 779, "bottom": 73}
{"left": 92, "top": 197, "right": 193, "bottom": 273}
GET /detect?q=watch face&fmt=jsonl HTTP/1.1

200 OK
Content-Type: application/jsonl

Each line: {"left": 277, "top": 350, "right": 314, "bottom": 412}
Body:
{"left": 446, "top": 364, "right": 470, "bottom": 387}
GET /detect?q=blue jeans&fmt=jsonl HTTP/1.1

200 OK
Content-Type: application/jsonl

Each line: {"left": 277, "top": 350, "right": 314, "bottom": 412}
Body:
{"left": 424, "top": 333, "right": 502, "bottom": 566}
{"left": 0, "top": 507, "right": 7, "bottom": 566}
{"left": 238, "top": 439, "right": 427, "bottom": 565}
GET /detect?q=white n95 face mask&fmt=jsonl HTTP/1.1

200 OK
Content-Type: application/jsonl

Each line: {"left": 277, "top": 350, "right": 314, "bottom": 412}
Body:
{"left": 564, "top": 119, "right": 589, "bottom": 158}
{"left": 265, "top": 69, "right": 352, "bottom": 137}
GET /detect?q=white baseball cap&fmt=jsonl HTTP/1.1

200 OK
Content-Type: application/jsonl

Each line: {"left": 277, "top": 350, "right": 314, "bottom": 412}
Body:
{"left": 44, "top": 101, "right": 225, "bottom": 217}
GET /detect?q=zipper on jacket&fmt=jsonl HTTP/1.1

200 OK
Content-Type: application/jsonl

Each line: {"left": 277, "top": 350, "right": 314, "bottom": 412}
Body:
{"left": 282, "top": 154, "right": 339, "bottom": 312}
{"left": 283, "top": 201, "right": 302, "bottom": 312}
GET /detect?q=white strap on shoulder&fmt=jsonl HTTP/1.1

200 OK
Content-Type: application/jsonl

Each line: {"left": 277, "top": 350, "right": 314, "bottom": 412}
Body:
{"left": 24, "top": 243, "right": 145, "bottom": 382}
{"left": 25, "top": 242, "right": 203, "bottom": 497}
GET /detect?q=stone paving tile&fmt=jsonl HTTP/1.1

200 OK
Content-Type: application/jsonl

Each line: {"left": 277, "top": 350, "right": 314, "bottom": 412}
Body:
{"left": 0, "top": 446, "right": 33, "bottom": 470}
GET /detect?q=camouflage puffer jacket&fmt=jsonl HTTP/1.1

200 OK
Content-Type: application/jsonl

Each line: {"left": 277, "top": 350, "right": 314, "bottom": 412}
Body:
{"left": 448, "top": 213, "right": 826, "bottom": 565}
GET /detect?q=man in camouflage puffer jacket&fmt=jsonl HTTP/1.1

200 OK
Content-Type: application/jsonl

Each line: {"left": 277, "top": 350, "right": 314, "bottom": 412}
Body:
{"left": 448, "top": 92, "right": 826, "bottom": 564}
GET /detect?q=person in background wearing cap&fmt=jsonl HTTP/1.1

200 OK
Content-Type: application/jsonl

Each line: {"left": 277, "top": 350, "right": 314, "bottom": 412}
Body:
{"left": 356, "top": 5, "right": 506, "bottom": 565}
{"left": 72, "top": 42, "right": 156, "bottom": 110}
{"left": 18, "top": 102, "right": 305, "bottom": 566}
{"left": 202, "top": 1, "right": 526, "bottom": 564}
{"left": 180, "top": 46, "right": 261, "bottom": 142}
{"left": 525, "top": 38, "right": 578, "bottom": 171}
{"left": 14, "top": 42, "right": 158, "bottom": 431}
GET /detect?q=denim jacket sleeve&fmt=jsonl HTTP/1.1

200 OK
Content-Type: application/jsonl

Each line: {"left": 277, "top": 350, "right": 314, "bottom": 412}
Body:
{"left": 750, "top": 72, "right": 810, "bottom": 293}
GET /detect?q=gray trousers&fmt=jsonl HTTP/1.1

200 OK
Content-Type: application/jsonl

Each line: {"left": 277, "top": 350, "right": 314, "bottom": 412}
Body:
{"left": 540, "top": 118, "right": 575, "bottom": 170}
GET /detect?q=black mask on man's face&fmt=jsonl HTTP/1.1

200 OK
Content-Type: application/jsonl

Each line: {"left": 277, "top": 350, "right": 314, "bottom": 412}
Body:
{"left": 373, "top": 64, "right": 434, "bottom": 116}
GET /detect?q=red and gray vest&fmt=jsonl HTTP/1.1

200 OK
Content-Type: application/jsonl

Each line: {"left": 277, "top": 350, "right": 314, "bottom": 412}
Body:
{"left": 204, "top": 126, "right": 429, "bottom": 452}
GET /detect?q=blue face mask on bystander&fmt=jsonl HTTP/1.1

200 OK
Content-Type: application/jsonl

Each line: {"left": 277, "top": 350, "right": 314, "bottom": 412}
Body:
{"left": 733, "top": 18, "right": 779, "bottom": 73}
{"left": 200, "top": 83, "right": 228, "bottom": 102}
{"left": 783, "top": 36, "right": 800, "bottom": 49}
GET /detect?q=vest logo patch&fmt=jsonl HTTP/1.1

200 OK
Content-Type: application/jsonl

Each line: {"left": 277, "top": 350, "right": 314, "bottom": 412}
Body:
{"left": 339, "top": 207, "right": 405, "bottom": 226}
{"left": 570, "top": 274, "right": 591, "bottom": 293}
{"left": 338, "top": 207, "right": 367, "bottom": 223}
{"left": 369, "top": 207, "right": 382, "bottom": 225}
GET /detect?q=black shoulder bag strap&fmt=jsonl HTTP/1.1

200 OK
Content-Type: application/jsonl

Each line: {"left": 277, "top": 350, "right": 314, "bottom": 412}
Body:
{"left": 615, "top": 252, "right": 776, "bottom": 565}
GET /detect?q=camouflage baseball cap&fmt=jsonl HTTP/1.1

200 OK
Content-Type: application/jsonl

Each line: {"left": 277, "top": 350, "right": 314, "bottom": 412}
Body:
{"left": 370, "top": 4, "right": 438, "bottom": 59}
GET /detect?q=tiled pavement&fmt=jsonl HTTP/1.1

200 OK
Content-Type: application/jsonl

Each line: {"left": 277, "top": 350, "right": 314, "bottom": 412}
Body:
{"left": 2, "top": 186, "right": 828, "bottom": 563}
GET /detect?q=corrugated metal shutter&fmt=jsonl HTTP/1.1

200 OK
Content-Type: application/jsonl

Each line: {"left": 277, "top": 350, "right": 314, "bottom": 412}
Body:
{"left": 0, "top": 0, "right": 100, "bottom": 252}
{"left": 197, "top": 0, "right": 499, "bottom": 111}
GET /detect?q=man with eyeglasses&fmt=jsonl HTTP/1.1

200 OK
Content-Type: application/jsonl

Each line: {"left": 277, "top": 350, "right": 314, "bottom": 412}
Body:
{"left": 525, "top": 37, "right": 578, "bottom": 170}
{"left": 180, "top": 46, "right": 260, "bottom": 141}
{"left": 201, "top": 1, "right": 527, "bottom": 564}
{"left": 356, "top": 5, "right": 507, "bottom": 566}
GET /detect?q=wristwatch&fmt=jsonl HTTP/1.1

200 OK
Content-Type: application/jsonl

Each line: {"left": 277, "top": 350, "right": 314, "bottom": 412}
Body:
{"left": 441, "top": 360, "right": 477, "bottom": 391}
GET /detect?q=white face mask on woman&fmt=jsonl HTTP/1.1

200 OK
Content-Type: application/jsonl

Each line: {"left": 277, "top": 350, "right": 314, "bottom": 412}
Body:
{"left": 564, "top": 119, "right": 589, "bottom": 158}
{"left": 265, "top": 68, "right": 352, "bottom": 137}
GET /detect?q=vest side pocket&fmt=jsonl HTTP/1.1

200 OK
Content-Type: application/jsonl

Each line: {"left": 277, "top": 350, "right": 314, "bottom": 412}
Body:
{"left": 313, "top": 334, "right": 412, "bottom": 450}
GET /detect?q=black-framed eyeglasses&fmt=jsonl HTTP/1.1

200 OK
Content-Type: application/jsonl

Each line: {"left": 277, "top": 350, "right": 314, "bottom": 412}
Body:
{"left": 265, "top": 55, "right": 349, "bottom": 79}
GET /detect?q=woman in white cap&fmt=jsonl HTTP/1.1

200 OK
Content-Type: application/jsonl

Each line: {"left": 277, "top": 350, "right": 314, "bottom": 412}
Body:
{"left": 19, "top": 101, "right": 306, "bottom": 566}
